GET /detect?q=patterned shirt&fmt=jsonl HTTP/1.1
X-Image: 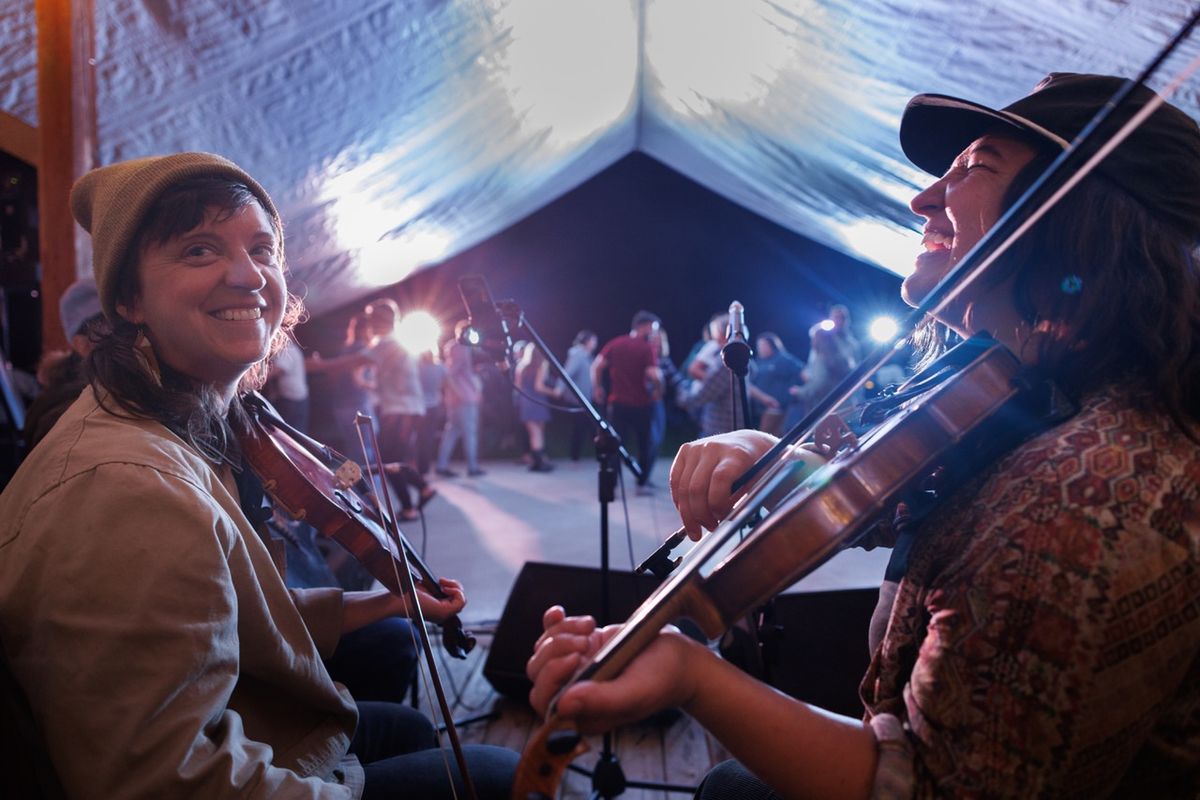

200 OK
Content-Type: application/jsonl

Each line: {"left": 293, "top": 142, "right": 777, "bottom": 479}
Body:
{"left": 862, "top": 387, "right": 1200, "bottom": 797}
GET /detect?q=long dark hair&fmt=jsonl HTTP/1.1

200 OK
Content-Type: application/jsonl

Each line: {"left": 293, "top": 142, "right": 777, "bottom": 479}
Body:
{"left": 912, "top": 143, "right": 1200, "bottom": 435}
{"left": 87, "top": 177, "right": 303, "bottom": 464}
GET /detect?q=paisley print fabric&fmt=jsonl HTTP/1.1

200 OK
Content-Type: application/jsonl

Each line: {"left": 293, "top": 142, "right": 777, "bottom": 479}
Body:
{"left": 861, "top": 389, "right": 1200, "bottom": 797}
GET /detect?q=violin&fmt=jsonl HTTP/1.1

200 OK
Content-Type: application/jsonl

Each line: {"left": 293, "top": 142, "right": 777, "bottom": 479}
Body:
{"left": 514, "top": 15, "right": 1200, "bottom": 789}
{"left": 513, "top": 341, "right": 1042, "bottom": 797}
{"left": 239, "top": 393, "right": 482, "bottom": 799}
{"left": 237, "top": 392, "right": 476, "bottom": 659}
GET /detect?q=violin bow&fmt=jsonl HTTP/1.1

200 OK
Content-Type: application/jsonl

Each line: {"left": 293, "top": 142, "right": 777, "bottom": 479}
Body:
{"left": 352, "top": 414, "right": 479, "bottom": 800}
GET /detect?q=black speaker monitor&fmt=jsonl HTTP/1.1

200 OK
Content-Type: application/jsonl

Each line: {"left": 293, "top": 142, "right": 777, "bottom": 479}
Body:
{"left": 484, "top": 561, "right": 660, "bottom": 700}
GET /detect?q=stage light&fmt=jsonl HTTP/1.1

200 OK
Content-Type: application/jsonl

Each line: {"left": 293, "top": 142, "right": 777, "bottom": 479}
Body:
{"left": 869, "top": 316, "right": 899, "bottom": 343}
{"left": 817, "top": 319, "right": 836, "bottom": 332}
{"left": 395, "top": 311, "right": 441, "bottom": 354}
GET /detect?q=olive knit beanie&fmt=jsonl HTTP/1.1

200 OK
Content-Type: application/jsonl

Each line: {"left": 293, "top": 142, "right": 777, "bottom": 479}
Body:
{"left": 69, "top": 152, "right": 280, "bottom": 321}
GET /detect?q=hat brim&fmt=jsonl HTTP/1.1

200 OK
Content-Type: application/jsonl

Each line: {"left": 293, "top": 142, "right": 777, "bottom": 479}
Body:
{"left": 899, "top": 94, "right": 1070, "bottom": 177}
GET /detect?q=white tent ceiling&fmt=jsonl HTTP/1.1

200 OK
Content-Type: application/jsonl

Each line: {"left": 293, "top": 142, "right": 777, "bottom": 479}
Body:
{"left": 4, "top": 0, "right": 1199, "bottom": 315}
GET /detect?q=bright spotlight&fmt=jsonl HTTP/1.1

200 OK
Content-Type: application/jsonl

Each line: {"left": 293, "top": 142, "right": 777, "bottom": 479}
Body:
{"left": 817, "top": 319, "right": 836, "bottom": 332}
{"left": 395, "top": 311, "right": 442, "bottom": 354}
{"left": 869, "top": 316, "right": 899, "bottom": 343}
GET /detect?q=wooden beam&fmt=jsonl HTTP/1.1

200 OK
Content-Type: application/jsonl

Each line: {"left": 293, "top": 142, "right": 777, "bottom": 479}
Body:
{"left": 0, "top": 111, "right": 39, "bottom": 167}
{"left": 35, "top": 0, "right": 96, "bottom": 352}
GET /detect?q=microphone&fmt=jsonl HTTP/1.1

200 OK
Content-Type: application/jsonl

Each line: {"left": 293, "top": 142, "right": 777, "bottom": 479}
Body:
{"left": 727, "top": 300, "right": 749, "bottom": 343}
{"left": 721, "top": 299, "right": 752, "bottom": 375}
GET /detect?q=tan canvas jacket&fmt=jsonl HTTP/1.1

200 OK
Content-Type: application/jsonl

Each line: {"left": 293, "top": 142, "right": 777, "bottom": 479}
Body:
{"left": 0, "top": 388, "right": 362, "bottom": 798}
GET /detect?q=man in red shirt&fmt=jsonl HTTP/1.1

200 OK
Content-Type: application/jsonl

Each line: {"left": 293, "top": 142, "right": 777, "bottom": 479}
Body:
{"left": 591, "top": 310, "right": 663, "bottom": 492}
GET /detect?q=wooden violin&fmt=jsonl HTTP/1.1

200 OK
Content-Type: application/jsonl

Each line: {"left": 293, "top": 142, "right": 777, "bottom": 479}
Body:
{"left": 513, "top": 340, "right": 1047, "bottom": 798}
{"left": 237, "top": 392, "right": 476, "bottom": 659}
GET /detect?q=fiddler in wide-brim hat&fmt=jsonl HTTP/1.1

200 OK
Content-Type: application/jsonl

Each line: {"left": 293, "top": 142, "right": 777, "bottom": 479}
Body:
{"left": 899, "top": 72, "right": 1200, "bottom": 239}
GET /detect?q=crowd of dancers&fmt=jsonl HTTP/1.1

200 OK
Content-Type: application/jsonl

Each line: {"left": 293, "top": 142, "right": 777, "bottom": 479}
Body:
{"left": 21, "top": 284, "right": 888, "bottom": 503}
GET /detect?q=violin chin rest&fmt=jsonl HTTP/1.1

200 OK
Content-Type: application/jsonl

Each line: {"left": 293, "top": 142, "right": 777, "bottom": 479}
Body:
{"left": 546, "top": 729, "right": 582, "bottom": 754}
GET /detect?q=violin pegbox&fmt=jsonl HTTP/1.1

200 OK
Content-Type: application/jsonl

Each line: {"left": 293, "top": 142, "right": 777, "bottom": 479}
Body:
{"left": 811, "top": 413, "right": 859, "bottom": 459}
{"left": 334, "top": 460, "right": 362, "bottom": 491}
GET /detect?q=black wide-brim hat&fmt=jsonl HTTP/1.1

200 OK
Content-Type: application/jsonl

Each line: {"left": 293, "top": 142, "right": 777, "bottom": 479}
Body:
{"left": 899, "top": 72, "right": 1200, "bottom": 239}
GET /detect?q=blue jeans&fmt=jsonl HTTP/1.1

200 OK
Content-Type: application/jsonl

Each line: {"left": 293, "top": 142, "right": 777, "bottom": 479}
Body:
{"left": 325, "top": 617, "right": 418, "bottom": 704}
{"left": 353, "top": 701, "right": 517, "bottom": 799}
{"left": 436, "top": 403, "right": 480, "bottom": 471}
{"left": 612, "top": 402, "right": 655, "bottom": 485}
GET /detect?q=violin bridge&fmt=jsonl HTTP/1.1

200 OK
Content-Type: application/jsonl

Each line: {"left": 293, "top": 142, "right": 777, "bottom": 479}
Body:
{"left": 334, "top": 460, "right": 362, "bottom": 491}
{"left": 812, "top": 413, "right": 859, "bottom": 458}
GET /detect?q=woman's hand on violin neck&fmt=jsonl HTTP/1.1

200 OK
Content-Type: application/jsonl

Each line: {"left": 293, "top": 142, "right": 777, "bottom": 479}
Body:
{"left": 670, "top": 430, "right": 779, "bottom": 539}
{"left": 526, "top": 606, "right": 706, "bottom": 734}
{"left": 414, "top": 577, "right": 466, "bottom": 624}
{"left": 343, "top": 579, "right": 465, "bottom": 630}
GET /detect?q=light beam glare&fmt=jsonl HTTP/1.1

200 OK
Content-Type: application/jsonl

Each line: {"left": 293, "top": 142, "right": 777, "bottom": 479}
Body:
{"left": 832, "top": 218, "right": 918, "bottom": 278}
{"left": 395, "top": 311, "right": 442, "bottom": 355}
{"left": 869, "top": 316, "right": 899, "bottom": 343}
{"left": 357, "top": 231, "right": 452, "bottom": 288}
{"left": 483, "top": 0, "right": 639, "bottom": 150}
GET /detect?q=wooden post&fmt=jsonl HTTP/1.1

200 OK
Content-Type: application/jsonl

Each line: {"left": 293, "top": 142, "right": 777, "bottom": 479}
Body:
{"left": 0, "top": 111, "right": 39, "bottom": 168}
{"left": 36, "top": 0, "right": 96, "bottom": 352}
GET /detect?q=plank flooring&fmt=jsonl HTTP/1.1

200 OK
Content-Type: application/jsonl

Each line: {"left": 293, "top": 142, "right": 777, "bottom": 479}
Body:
{"left": 426, "top": 626, "right": 728, "bottom": 799}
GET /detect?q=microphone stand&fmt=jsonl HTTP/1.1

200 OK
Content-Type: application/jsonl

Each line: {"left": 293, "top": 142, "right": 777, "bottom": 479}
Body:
{"left": 496, "top": 301, "right": 696, "bottom": 798}
{"left": 717, "top": 303, "right": 781, "bottom": 686}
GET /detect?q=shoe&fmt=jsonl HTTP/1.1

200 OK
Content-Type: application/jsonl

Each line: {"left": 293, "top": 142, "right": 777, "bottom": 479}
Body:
{"left": 399, "top": 508, "right": 420, "bottom": 521}
{"left": 467, "top": 468, "right": 486, "bottom": 477}
{"left": 435, "top": 468, "right": 458, "bottom": 478}
{"left": 417, "top": 487, "right": 438, "bottom": 509}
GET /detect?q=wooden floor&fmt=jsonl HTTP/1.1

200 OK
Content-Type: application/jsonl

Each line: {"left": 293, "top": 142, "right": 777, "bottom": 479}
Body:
{"left": 427, "top": 625, "right": 728, "bottom": 799}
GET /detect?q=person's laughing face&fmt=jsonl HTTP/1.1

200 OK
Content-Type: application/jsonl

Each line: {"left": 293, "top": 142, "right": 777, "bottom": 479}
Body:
{"left": 123, "top": 201, "right": 284, "bottom": 401}
{"left": 903, "top": 134, "right": 1038, "bottom": 309}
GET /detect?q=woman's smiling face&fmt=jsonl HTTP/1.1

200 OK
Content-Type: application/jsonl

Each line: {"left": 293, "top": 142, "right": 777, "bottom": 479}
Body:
{"left": 123, "top": 201, "right": 285, "bottom": 400}
{"left": 902, "top": 134, "right": 1039, "bottom": 311}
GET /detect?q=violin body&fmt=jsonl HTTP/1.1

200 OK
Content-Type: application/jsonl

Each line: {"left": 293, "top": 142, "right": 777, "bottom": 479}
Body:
{"left": 238, "top": 396, "right": 476, "bottom": 658}
{"left": 513, "top": 340, "right": 1033, "bottom": 799}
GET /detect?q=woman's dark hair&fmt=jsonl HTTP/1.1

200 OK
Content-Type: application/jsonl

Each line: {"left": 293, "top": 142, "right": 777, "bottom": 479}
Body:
{"left": 912, "top": 138, "right": 1200, "bottom": 435}
{"left": 87, "top": 176, "right": 303, "bottom": 464}
{"left": 573, "top": 329, "right": 597, "bottom": 347}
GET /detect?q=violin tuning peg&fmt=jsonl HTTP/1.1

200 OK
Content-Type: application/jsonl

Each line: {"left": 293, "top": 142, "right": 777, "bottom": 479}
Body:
{"left": 334, "top": 460, "right": 362, "bottom": 491}
{"left": 813, "top": 413, "right": 858, "bottom": 458}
